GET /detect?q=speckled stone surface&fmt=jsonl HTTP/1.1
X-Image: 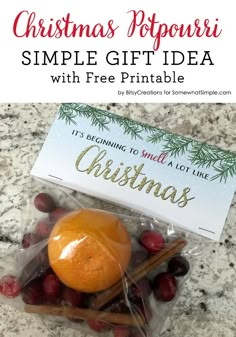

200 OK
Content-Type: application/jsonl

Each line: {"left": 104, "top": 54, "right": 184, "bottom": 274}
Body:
{"left": 0, "top": 103, "right": 236, "bottom": 337}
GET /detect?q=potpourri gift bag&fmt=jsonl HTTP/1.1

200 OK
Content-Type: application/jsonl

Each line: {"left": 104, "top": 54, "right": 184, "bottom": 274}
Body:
{"left": 1, "top": 104, "right": 236, "bottom": 337}
{"left": 0, "top": 178, "right": 203, "bottom": 337}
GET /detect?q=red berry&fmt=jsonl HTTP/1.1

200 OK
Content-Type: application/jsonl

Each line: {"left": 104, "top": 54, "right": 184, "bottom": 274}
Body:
{"left": 129, "top": 278, "right": 151, "bottom": 300}
{"left": 139, "top": 230, "right": 165, "bottom": 254}
{"left": 113, "top": 326, "right": 131, "bottom": 337}
{"left": 43, "top": 273, "right": 61, "bottom": 302}
{"left": 49, "top": 208, "right": 70, "bottom": 222}
{"left": 21, "top": 279, "right": 44, "bottom": 304}
{"left": 130, "top": 249, "right": 148, "bottom": 268}
{"left": 62, "top": 287, "right": 83, "bottom": 307}
{"left": 22, "top": 232, "right": 40, "bottom": 248}
{"left": 153, "top": 272, "right": 176, "bottom": 302}
{"left": 87, "top": 319, "right": 110, "bottom": 332}
{"left": 34, "top": 193, "right": 56, "bottom": 213}
{"left": 0, "top": 275, "right": 21, "bottom": 298}
{"left": 35, "top": 220, "right": 53, "bottom": 238}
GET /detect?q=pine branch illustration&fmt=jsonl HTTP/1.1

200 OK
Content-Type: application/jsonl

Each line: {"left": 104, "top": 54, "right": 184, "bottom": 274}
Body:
{"left": 106, "top": 112, "right": 125, "bottom": 125}
{"left": 190, "top": 143, "right": 216, "bottom": 168}
{"left": 58, "top": 104, "right": 78, "bottom": 125}
{"left": 120, "top": 120, "right": 143, "bottom": 139}
{"left": 163, "top": 133, "right": 175, "bottom": 143}
{"left": 211, "top": 159, "right": 236, "bottom": 182}
{"left": 163, "top": 135, "right": 193, "bottom": 157}
{"left": 147, "top": 129, "right": 167, "bottom": 143}
{"left": 90, "top": 112, "right": 110, "bottom": 131}
{"left": 107, "top": 112, "right": 155, "bottom": 135}
{"left": 139, "top": 123, "right": 157, "bottom": 133}
{"left": 77, "top": 105, "right": 111, "bottom": 131}
{"left": 99, "top": 109, "right": 146, "bottom": 139}
{"left": 72, "top": 104, "right": 94, "bottom": 118}
{"left": 59, "top": 103, "right": 157, "bottom": 137}
{"left": 189, "top": 143, "right": 233, "bottom": 168}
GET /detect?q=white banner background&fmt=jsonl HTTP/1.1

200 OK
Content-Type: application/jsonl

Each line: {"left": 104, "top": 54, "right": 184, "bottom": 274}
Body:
{"left": 0, "top": 0, "right": 234, "bottom": 102}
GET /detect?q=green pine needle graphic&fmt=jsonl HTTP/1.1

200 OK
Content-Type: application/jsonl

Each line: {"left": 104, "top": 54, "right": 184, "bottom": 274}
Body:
{"left": 147, "top": 129, "right": 167, "bottom": 143}
{"left": 211, "top": 157, "right": 236, "bottom": 182}
{"left": 59, "top": 103, "right": 151, "bottom": 139}
{"left": 163, "top": 135, "right": 193, "bottom": 157}
{"left": 58, "top": 104, "right": 78, "bottom": 125}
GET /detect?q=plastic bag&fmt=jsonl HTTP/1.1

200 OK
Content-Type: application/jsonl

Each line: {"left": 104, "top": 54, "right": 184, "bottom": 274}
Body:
{"left": 0, "top": 178, "right": 204, "bottom": 337}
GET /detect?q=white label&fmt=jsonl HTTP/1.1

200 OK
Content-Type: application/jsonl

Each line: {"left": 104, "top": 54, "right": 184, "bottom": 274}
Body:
{"left": 31, "top": 104, "right": 236, "bottom": 241}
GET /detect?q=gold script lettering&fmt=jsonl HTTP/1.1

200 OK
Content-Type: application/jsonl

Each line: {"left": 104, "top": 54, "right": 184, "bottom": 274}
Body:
{"left": 75, "top": 145, "right": 195, "bottom": 208}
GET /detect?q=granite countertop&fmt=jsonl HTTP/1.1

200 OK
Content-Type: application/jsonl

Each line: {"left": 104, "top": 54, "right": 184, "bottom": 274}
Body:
{"left": 0, "top": 103, "right": 236, "bottom": 337}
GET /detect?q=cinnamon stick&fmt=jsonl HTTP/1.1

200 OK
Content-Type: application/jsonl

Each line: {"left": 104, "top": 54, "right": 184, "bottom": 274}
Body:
{"left": 92, "top": 238, "right": 187, "bottom": 310}
{"left": 25, "top": 304, "right": 145, "bottom": 327}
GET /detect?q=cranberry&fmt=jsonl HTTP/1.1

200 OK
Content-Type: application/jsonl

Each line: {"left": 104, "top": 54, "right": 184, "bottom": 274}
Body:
{"left": 130, "top": 249, "right": 148, "bottom": 268}
{"left": 87, "top": 319, "right": 110, "bottom": 332}
{"left": 21, "top": 279, "right": 44, "bottom": 304}
{"left": 35, "top": 220, "right": 53, "bottom": 238}
{"left": 49, "top": 208, "right": 70, "bottom": 222}
{"left": 62, "top": 287, "right": 83, "bottom": 307}
{"left": 113, "top": 326, "right": 131, "bottom": 337}
{"left": 139, "top": 230, "right": 165, "bottom": 254}
{"left": 22, "top": 232, "right": 40, "bottom": 248}
{"left": 153, "top": 272, "right": 176, "bottom": 302}
{"left": 34, "top": 193, "right": 56, "bottom": 213}
{"left": 129, "top": 278, "right": 152, "bottom": 300}
{"left": 168, "top": 256, "right": 190, "bottom": 277}
{"left": 43, "top": 273, "right": 61, "bottom": 302}
{"left": 0, "top": 275, "right": 21, "bottom": 298}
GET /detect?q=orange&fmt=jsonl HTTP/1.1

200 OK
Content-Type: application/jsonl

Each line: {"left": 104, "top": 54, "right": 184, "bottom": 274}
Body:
{"left": 48, "top": 208, "right": 131, "bottom": 293}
